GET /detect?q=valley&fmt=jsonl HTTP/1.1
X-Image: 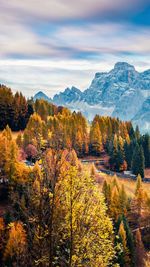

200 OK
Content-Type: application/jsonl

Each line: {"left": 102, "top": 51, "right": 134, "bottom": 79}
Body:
{"left": 0, "top": 74, "right": 150, "bottom": 267}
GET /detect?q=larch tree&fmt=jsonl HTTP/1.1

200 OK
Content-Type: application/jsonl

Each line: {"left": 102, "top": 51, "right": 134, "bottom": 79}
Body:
{"left": 5, "top": 140, "right": 19, "bottom": 180}
{"left": 110, "top": 186, "right": 121, "bottom": 221}
{"left": 24, "top": 113, "right": 45, "bottom": 150}
{"left": 54, "top": 153, "right": 115, "bottom": 267}
{"left": 4, "top": 221, "right": 27, "bottom": 266}
{"left": 118, "top": 221, "right": 130, "bottom": 267}
{"left": 135, "top": 229, "right": 145, "bottom": 267}
{"left": 102, "top": 179, "right": 111, "bottom": 211}
{"left": 119, "top": 185, "right": 128, "bottom": 216}
{"left": 89, "top": 121, "right": 103, "bottom": 156}
{"left": 117, "top": 215, "right": 135, "bottom": 267}
{"left": 135, "top": 174, "right": 142, "bottom": 195}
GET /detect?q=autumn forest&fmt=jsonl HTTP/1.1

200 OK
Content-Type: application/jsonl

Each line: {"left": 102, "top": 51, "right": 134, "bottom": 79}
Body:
{"left": 0, "top": 85, "right": 150, "bottom": 267}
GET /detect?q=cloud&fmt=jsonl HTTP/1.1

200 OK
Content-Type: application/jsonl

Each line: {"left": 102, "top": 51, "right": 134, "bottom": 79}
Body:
{"left": 1, "top": 0, "right": 148, "bottom": 22}
{"left": 0, "top": 0, "right": 149, "bottom": 96}
{"left": 52, "top": 23, "right": 150, "bottom": 55}
{"left": 0, "top": 0, "right": 149, "bottom": 59}
{"left": 0, "top": 17, "right": 150, "bottom": 59}
{"left": 0, "top": 55, "right": 150, "bottom": 98}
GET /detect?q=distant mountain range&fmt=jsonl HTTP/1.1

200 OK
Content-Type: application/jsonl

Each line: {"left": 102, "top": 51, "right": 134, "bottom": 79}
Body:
{"left": 34, "top": 62, "right": 150, "bottom": 133}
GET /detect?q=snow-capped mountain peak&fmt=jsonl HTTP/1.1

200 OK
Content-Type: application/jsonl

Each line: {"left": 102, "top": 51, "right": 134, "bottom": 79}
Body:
{"left": 33, "top": 91, "right": 52, "bottom": 102}
{"left": 114, "top": 62, "right": 135, "bottom": 71}
{"left": 33, "top": 62, "right": 150, "bottom": 132}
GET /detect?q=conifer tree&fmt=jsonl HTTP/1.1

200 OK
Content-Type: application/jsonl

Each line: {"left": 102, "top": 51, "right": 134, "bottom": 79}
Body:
{"left": 119, "top": 185, "right": 128, "bottom": 216}
{"left": 89, "top": 121, "right": 103, "bottom": 156}
{"left": 130, "top": 175, "right": 148, "bottom": 228}
{"left": 118, "top": 221, "right": 130, "bottom": 267}
{"left": 24, "top": 113, "right": 45, "bottom": 149}
{"left": 122, "top": 216, "right": 135, "bottom": 267}
{"left": 16, "top": 132, "right": 23, "bottom": 148}
{"left": 135, "top": 125, "right": 140, "bottom": 140}
{"left": 4, "top": 222, "right": 27, "bottom": 266}
{"left": 5, "top": 140, "right": 18, "bottom": 180}
{"left": 102, "top": 180, "right": 111, "bottom": 210}
{"left": 110, "top": 186, "right": 120, "bottom": 220}
{"left": 135, "top": 229, "right": 145, "bottom": 267}
{"left": 90, "top": 163, "right": 96, "bottom": 178}
{"left": 116, "top": 216, "right": 135, "bottom": 267}
{"left": 55, "top": 152, "right": 115, "bottom": 266}
{"left": 131, "top": 144, "right": 145, "bottom": 178}
{"left": 141, "top": 134, "right": 150, "bottom": 168}
{"left": 102, "top": 180, "right": 108, "bottom": 200}
{"left": 2, "top": 125, "right": 12, "bottom": 141}
{"left": 135, "top": 174, "right": 142, "bottom": 195}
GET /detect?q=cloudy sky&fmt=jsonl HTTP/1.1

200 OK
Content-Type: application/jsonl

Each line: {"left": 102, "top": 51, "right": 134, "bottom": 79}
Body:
{"left": 0, "top": 0, "right": 150, "bottom": 97}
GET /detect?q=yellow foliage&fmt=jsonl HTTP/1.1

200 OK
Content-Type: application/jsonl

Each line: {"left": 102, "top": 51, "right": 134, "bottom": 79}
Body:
{"left": 55, "top": 159, "right": 115, "bottom": 267}
{"left": 4, "top": 221, "right": 27, "bottom": 259}
{"left": 11, "top": 162, "right": 30, "bottom": 183}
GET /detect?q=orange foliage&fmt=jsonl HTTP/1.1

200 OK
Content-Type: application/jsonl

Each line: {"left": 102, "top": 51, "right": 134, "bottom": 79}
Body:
{"left": 4, "top": 221, "right": 27, "bottom": 259}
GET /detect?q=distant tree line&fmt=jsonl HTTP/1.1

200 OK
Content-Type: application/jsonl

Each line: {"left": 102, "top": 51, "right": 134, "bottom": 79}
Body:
{"left": 0, "top": 85, "right": 70, "bottom": 131}
{"left": 90, "top": 115, "right": 150, "bottom": 177}
{"left": 0, "top": 85, "right": 33, "bottom": 131}
{"left": 108, "top": 125, "right": 150, "bottom": 178}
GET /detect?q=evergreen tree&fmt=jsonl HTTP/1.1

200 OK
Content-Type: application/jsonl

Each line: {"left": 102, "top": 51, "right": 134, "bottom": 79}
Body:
{"left": 135, "top": 125, "right": 140, "bottom": 140}
{"left": 131, "top": 144, "right": 145, "bottom": 178}
{"left": 141, "top": 134, "right": 150, "bottom": 168}
{"left": 0, "top": 85, "right": 33, "bottom": 131}
{"left": 109, "top": 135, "right": 125, "bottom": 171}
{"left": 122, "top": 216, "right": 135, "bottom": 267}
{"left": 118, "top": 221, "right": 130, "bottom": 267}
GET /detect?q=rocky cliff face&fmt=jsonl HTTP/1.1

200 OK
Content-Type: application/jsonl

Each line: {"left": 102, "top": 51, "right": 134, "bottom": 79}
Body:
{"left": 34, "top": 62, "right": 150, "bottom": 132}
{"left": 132, "top": 97, "right": 150, "bottom": 133}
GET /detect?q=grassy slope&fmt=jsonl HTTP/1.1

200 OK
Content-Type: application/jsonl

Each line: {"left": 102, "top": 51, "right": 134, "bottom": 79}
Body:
{"left": 83, "top": 163, "right": 150, "bottom": 198}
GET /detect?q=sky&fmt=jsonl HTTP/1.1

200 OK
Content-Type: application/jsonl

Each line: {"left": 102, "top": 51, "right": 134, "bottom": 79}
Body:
{"left": 0, "top": 0, "right": 150, "bottom": 98}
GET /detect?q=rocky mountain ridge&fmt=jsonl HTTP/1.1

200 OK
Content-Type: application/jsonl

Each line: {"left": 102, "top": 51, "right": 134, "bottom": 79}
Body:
{"left": 34, "top": 62, "right": 150, "bottom": 132}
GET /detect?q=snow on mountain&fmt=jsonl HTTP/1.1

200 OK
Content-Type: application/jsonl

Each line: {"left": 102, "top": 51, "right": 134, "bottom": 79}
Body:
{"left": 53, "top": 86, "right": 83, "bottom": 105}
{"left": 33, "top": 62, "right": 150, "bottom": 132}
{"left": 132, "top": 97, "right": 150, "bottom": 133}
{"left": 33, "top": 91, "right": 52, "bottom": 102}
{"left": 112, "top": 88, "right": 144, "bottom": 121}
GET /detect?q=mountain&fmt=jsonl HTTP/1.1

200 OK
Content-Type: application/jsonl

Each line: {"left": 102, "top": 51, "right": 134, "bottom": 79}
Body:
{"left": 132, "top": 97, "right": 150, "bottom": 133}
{"left": 53, "top": 86, "right": 83, "bottom": 105}
{"left": 33, "top": 91, "right": 52, "bottom": 102}
{"left": 33, "top": 62, "right": 150, "bottom": 132}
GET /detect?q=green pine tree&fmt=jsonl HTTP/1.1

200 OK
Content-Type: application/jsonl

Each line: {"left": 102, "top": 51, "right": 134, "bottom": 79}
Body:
{"left": 131, "top": 144, "right": 145, "bottom": 178}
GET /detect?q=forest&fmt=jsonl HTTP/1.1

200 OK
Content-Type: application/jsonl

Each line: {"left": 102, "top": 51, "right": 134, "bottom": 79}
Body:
{"left": 0, "top": 85, "right": 150, "bottom": 266}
